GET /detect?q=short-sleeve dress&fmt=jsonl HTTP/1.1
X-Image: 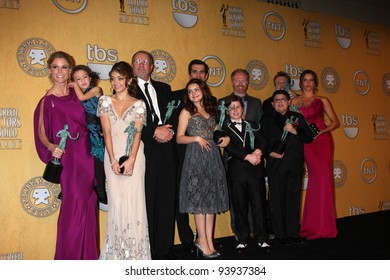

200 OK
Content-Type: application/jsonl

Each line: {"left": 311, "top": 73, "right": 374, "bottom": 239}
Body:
{"left": 97, "top": 96, "right": 151, "bottom": 260}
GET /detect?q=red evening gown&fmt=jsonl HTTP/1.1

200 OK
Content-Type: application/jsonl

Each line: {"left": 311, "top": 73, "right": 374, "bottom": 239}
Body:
{"left": 299, "top": 98, "right": 338, "bottom": 239}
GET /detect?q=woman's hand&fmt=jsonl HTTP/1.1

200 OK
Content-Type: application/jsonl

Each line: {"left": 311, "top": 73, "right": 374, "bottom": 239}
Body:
{"left": 49, "top": 144, "right": 64, "bottom": 159}
{"left": 121, "top": 157, "right": 136, "bottom": 176}
{"left": 197, "top": 136, "right": 211, "bottom": 151}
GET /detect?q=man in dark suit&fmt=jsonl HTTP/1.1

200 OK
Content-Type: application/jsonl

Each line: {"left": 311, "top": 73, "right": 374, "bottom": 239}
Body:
{"left": 131, "top": 50, "right": 177, "bottom": 259}
{"left": 218, "top": 68, "right": 263, "bottom": 237}
{"left": 260, "top": 90, "right": 313, "bottom": 245}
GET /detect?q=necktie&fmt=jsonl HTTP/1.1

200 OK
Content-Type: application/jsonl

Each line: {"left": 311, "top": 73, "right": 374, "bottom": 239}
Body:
{"left": 144, "top": 83, "right": 159, "bottom": 122}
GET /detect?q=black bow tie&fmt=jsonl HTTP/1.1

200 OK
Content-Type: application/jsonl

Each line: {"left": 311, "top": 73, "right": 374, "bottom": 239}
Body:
{"left": 232, "top": 121, "right": 242, "bottom": 126}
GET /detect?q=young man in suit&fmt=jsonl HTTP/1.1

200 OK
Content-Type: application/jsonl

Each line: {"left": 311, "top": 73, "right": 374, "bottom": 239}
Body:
{"left": 260, "top": 90, "right": 313, "bottom": 245}
{"left": 222, "top": 95, "right": 270, "bottom": 252}
{"left": 131, "top": 50, "right": 177, "bottom": 259}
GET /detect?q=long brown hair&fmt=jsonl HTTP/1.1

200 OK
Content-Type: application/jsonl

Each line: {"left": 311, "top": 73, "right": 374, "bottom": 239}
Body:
{"left": 184, "top": 79, "right": 216, "bottom": 117}
{"left": 109, "top": 61, "right": 137, "bottom": 97}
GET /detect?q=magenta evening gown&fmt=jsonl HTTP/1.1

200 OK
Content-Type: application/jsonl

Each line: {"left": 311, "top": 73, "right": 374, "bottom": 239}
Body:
{"left": 34, "top": 88, "right": 99, "bottom": 259}
{"left": 298, "top": 98, "right": 338, "bottom": 239}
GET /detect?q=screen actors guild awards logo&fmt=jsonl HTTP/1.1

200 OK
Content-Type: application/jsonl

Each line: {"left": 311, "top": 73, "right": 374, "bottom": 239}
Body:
{"left": 246, "top": 60, "right": 268, "bottom": 90}
{"left": 20, "top": 177, "right": 61, "bottom": 217}
{"left": 303, "top": 18, "right": 322, "bottom": 48}
{"left": 263, "top": 11, "right": 285, "bottom": 41}
{"left": 16, "top": 37, "right": 56, "bottom": 77}
{"left": 220, "top": 4, "right": 245, "bottom": 38}
{"left": 51, "top": 0, "right": 88, "bottom": 14}
{"left": 119, "top": 0, "right": 149, "bottom": 25}
{"left": 0, "top": 0, "right": 19, "bottom": 9}
{"left": 372, "top": 114, "right": 388, "bottom": 140}
{"left": 364, "top": 30, "right": 381, "bottom": 56}
{"left": 150, "top": 49, "right": 176, "bottom": 84}
{"left": 321, "top": 67, "right": 340, "bottom": 94}
{"left": 382, "top": 73, "right": 390, "bottom": 96}
{"left": 333, "top": 160, "right": 347, "bottom": 188}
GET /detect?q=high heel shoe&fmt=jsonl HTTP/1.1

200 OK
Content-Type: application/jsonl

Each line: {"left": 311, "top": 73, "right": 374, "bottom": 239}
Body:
{"left": 194, "top": 241, "right": 220, "bottom": 259}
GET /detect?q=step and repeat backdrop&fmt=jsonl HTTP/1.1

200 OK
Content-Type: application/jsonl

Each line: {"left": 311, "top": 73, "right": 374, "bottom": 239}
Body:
{"left": 0, "top": 0, "right": 389, "bottom": 259}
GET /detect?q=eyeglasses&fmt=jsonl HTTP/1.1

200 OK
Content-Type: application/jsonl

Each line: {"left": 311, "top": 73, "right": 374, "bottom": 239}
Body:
{"left": 273, "top": 98, "right": 288, "bottom": 103}
{"left": 228, "top": 105, "right": 242, "bottom": 111}
{"left": 133, "top": 59, "right": 151, "bottom": 65}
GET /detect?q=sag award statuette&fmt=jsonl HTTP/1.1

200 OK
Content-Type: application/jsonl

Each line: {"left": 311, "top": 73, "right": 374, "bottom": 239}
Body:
{"left": 163, "top": 100, "right": 181, "bottom": 125}
{"left": 245, "top": 122, "right": 260, "bottom": 150}
{"left": 271, "top": 116, "right": 298, "bottom": 155}
{"left": 43, "top": 124, "right": 79, "bottom": 184}
{"left": 119, "top": 121, "right": 138, "bottom": 174}
{"left": 213, "top": 100, "right": 228, "bottom": 144}
{"left": 290, "top": 103, "right": 320, "bottom": 137}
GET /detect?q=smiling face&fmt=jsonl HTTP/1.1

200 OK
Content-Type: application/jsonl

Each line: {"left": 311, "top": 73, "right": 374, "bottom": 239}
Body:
{"left": 72, "top": 69, "right": 91, "bottom": 91}
{"left": 189, "top": 64, "right": 208, "bottom": 81}
{"left": 232, "top": 72, "right": 249, "bottom": 96}
{"left": 272, "top": 93, "right": 291, "bottom": 115}
{"left": 49, "top": 58, "right": 71, "bottom": 83}
{"left": 187, "top": 83, "right": 203, "bottom": 104}
{"left": 110, "top": 70, "right": 130, "bottom": 95}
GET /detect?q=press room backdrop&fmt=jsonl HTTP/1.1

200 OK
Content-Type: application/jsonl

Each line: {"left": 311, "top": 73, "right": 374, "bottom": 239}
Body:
{"left": 0, "top": 0, "right": 389, "bottom": 259}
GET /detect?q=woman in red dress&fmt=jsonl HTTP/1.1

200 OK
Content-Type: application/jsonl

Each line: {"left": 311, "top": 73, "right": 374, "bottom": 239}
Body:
{"left": 291, "top": 69, "right": 340, "bottom": 240}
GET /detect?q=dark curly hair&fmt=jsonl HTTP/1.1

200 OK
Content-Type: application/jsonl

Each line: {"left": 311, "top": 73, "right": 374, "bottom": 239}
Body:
{"left": 70, "top": 65, "right": 100, "bottom": 87}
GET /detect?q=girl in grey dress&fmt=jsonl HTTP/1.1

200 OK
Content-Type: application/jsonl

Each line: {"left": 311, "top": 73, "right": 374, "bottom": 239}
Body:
{"left": 176, "top": 79, "right": 229, "bottom": 258}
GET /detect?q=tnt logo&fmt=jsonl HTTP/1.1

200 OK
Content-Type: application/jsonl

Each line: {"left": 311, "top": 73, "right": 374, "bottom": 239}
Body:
{"left": 263, "top": 11, "right": 285, "bottom": 41}
{"left": 353, "top": 70, "right": 370, "bottom": 95}
{"left": 360, "top": 157, "right": 377, "bottom": 184}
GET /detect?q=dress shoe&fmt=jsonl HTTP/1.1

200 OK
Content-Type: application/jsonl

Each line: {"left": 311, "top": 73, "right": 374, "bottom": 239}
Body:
{"left": 194, "top": 241, "right": 220, "bottom": 259}
{"left": 258, "top": 241, "right": 271, "bottom": 252}
{"left": 235, "top": 243, "right": 247, "bottom": 253}
{"left": 288, "top": 237, "right": 307, "bottom": 245}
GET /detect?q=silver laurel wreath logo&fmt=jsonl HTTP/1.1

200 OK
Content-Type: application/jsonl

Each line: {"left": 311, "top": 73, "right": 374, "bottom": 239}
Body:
{"left": 16, "top": 37, "right": 56, "bottom": 77}
{"left": 333, "top": 160, "right": 347, "bottom": 188}
{"left": 246, "top": 60, "right": 268, "bottom": 90}
{"left": 263, "top": 11, "right": 285, "bottom": 41}
{"left": 382, "top": 73, "right": 390, "bottom": 96}
{"left": 321, "top": 67, "right": 340, "bottom": 94}
{"left": 51, "top": 0, "right": 88, "bottom": 14}
{"left": 20, "top": 177, "right": 61, "bottom": 218}
{"left": 150, "top": 49, "right": 176, "bottom": 84}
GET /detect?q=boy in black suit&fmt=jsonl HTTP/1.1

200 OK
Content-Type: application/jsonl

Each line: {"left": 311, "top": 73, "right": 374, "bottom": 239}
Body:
{"left": 260, "top": 90, "right": 313, "bottom": 245}
{"left": 222, "top": 95, "right": 270, "bottom": 252}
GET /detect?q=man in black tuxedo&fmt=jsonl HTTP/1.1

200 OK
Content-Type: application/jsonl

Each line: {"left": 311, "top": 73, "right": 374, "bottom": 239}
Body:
{"left": 260, "top": 90, "right": 313, "bottom": 245}
{"left": 171, "top": 59, "right": 215, "bottom": 253}
{"left": 131, "top": 50, "right": 177, "bottom": 259}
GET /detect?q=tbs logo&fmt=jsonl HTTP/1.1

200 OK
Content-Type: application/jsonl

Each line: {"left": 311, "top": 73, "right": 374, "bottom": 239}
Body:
{"left": 342, "top": 114, "right": 359, "bottom": 139}
{"left": 172, "top": 0, "right": 198, "bottom": 28}
{"left": 335, "top": 24, "right": 351, "bottom": 49}
{"left": 86, "top": 44, "right": 118, "bottom": 80}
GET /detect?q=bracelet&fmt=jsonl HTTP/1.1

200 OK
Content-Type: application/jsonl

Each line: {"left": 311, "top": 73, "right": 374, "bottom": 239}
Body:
{"left": 110, "top": 159, "right": 117, "bottom": 167}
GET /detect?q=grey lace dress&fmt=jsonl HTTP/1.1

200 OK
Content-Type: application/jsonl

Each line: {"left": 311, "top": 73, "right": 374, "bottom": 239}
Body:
{"left": 179, "top": 114, "right": 229, "bottom": 214}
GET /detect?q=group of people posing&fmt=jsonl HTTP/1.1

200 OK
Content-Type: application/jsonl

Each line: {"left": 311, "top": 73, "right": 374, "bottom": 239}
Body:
{"left": 34, "top": 50, "right": 339, "bottom": 260}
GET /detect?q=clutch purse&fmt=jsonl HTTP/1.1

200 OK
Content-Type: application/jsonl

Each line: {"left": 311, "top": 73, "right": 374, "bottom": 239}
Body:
{"left": 308, "top": 123, "right": 320, "bottom": 137}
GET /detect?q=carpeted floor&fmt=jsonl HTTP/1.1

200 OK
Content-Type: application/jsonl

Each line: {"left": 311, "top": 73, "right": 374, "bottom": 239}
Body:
{"left": 171, "top": 210, "right": 390, "bottom": 260}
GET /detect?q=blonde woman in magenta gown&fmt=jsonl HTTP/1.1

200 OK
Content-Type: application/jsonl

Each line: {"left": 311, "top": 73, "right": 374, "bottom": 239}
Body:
{"left": 292, "top": 69, "right": 340, "bottom": 240}
{"left": 98, "top": 61, "right": 150, "bottom": 259}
